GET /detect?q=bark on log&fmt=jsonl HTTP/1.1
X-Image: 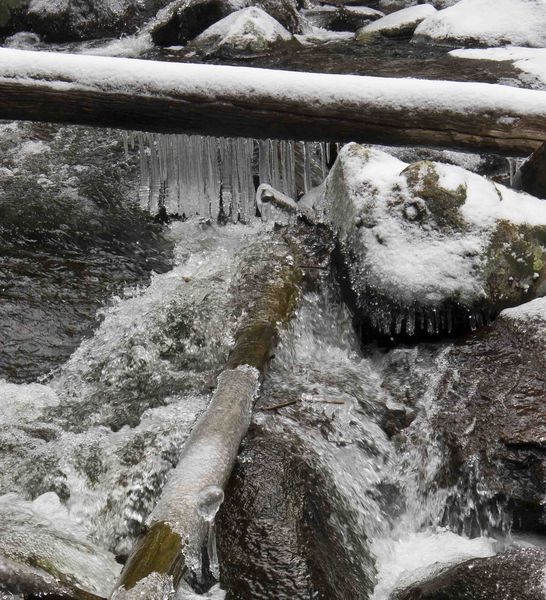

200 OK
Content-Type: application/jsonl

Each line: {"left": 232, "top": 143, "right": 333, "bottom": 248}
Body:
{"left": 111, "top": 234, "right": 303, "bottom": 599}
{"left": 1, "top": 49, "right": 546, "bottom": 156}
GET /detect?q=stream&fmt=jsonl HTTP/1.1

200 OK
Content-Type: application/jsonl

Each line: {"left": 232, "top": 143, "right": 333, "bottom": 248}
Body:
{"left": 1, "top": 9, "right": 545, "bottom": 600}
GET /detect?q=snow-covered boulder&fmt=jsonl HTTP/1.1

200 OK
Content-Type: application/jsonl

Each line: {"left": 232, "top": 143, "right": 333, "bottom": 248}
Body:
{"left": 356, "top": 4, "right": 435, "bottom": 41}
{"left": 413, "top": 0, "right": 546, "bottom": 48}
{"left": 150, "top": 0, "right": 302, "bottom": 46}
{"left": 316, "top": 143, "right": 546, "bottom": 340}
{"left": 189, "top": 7, "right": 296, "bottom": 57}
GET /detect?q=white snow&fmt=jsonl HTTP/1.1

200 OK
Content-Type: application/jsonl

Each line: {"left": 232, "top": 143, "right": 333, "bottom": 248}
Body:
{"left": 414, "top": 0, "right": 546, "bottom": 48}
{"left": 1, "top": 48, "right": 546, "bottom": 125}
{"left": 450, "top": 47, "right": 546, "bottom": 90}
{"left": 359, "top": 4, "right": 436, "bottom": 36}
{"left": 191, "top": 7, "right": 292, "bottom": 54}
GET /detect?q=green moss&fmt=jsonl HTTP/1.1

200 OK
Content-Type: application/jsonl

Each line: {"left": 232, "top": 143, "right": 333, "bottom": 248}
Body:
{"left": 120, "top": 522, "right": 184, "bottom": 590}
{"left": 403, "top": 161, "right": 468, "bottom": 230}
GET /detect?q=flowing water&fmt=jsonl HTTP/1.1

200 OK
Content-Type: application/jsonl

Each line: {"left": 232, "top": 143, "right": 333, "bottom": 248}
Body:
{"left": 0, "top": 202, "right": 512, "bottom": 599}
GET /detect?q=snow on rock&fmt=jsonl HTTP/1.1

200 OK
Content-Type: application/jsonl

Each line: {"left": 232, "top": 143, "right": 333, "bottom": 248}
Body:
{"left": 315, "top": 143, "right": 546, "bottom": 340}
{"left": 149, "top": 0, "right": 302, "bottom": 47}
{"left": 450, "top": 47, "right": 546, "bottom": 90}
{"left": 356, "top": 4, "right": 436, "bottom": 40}
{"left": 413, "top": 0, "right": 546, "bottom": 48}
{"left": 189, "top": 7, "right": 294, "bottom": 56}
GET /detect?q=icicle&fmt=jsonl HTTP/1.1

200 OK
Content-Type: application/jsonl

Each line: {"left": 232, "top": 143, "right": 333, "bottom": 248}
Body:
{"left": 319, "top": 142, "right": 328, "bottom": 181}
{"left": 303, "top": 142, "right": 313, "bottom": 193}
{"left": 122, "top": 131, "right": 129, "bottom": 159}
{"left": 137, "top": 132, "right": 150, "bottom": 209}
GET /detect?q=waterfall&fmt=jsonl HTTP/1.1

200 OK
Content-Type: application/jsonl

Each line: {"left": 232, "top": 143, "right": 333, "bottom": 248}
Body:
{"left": 123, "top": 133, "right": 330, "bottom": 221}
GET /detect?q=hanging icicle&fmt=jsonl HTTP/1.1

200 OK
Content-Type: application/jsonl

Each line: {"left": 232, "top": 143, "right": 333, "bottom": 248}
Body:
{"left": 126, "top": 133, "right": 333, "bottom": 222}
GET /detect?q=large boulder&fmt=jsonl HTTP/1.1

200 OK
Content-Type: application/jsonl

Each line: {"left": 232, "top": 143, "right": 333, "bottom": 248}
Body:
{"left": 519, "top": 142, "right": 546, "bottom": 200}
{"left": 356, "top": 4, "right": 436, "bottom": 41}
{"left": 394, "top": 548, "right": 546, "bottom": 600}
{"left": 413, "top": 0, "right": 546, "bottom": 48}
{"left": 150, "top": 0, "right": 302, "bottom": 46}
{"left": 432, "top": 297, "right": 546, "bottom": 534}
{"left": 189, "top": 6, "right": 296, "bottom": 57}
{"left": 315, "top": 143, "right": 546, "bottom": 341}
{"left": 217, "top": 424, "right": 373, "bottom": 600}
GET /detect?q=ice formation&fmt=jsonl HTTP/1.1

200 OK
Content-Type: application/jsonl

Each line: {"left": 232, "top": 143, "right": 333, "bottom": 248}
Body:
{"left": 123, "top": 132, "right": 329, "bottom": 221}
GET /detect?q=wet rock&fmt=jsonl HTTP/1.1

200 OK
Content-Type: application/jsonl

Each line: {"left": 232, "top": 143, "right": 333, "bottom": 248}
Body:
{"left": 20, "top": 0, "right": 168, "bottom": 42}
{"left": 302, "top": 6, "right": 384, "bottom": 32}
{"left": 150, "top": 0, "right": 301, "bottom": 46}
{"left": 434, "top": 297, "right": 546, "bottom": 534}
{"left": 0, "top": 0, "right": 29, "bottom": 35}
{"left": 394, "top": 547, "right": 546, "bottom": 600}
{"left": 0, "top": 493, "right": 120, "bottom": 598}
{"left": 315, "top": 143, "right": 546, "bottom": 341}
{"left": 413, "top": 0, "right": 546, "bottom": 48}
{"left": 217, "top": 424, "right": 374, "bottom": 600}
{"left": 150, "top": 0, "right": 235, "bottom": 46}
{"left": 519, "top": 142, "right": 546, "bottom": 201}
{"left": 356, "top": 4, "right": 436, "bottom": 41}
{"left": 189, "top": 7, "right": 296, "bottom": 58}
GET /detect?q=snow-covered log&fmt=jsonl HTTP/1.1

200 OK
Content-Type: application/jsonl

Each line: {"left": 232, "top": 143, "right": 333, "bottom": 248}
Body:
{"left": 111, "top": 235, "right": 302, "bottom": 598}
{"left": 1, "top": 48, "right": 546, "bottom": 156}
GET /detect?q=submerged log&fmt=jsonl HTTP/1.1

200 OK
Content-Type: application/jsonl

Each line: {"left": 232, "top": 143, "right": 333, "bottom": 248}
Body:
{"left": 1, "top": 49, "right": 546, "bottom": 155}
{"left": 111, "top": 234, "right": 303, "bottom": 598}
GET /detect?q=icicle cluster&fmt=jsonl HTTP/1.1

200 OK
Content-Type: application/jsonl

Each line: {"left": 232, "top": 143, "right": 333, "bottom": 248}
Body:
{"left": 365, "top": 302, "right": 489, "bottom": 339}
{"left": 123, "top": 133, "right": 331, "bottom": 222}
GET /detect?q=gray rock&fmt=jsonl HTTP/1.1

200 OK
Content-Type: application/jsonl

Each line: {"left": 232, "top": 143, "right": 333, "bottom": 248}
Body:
{"left": 20, "top": 0, "right": 168, "bottom": 42}
{"left": 433, "top": 297, "right": 546, "bottom": 534}
{"left": 302, "top": 5, "right": 384, "bottom": 32}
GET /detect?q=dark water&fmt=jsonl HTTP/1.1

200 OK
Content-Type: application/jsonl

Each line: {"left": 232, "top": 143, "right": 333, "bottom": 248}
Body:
{"left": 157, "top": 36, "right": 522, "bottom": 84}
{"left": 0, "top": 121, "right": 173, "bottom": 382}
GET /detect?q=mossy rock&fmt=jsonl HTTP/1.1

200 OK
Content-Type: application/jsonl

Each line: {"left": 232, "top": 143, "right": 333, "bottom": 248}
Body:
{"left": 317, "top": 143, "right": 546, "bottom": 342}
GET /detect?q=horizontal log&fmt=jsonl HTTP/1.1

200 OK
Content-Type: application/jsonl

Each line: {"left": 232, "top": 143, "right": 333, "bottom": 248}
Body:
{"left": 0, "top": 48, "right": 546, "bottom": 155}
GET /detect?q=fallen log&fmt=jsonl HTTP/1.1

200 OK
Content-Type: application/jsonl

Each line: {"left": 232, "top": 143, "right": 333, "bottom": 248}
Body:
{"left": 1, "top": 48, "right": 546, "bottom": 156}
{"left": 111, "top": 233, "right": 303, "bottom": 598}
